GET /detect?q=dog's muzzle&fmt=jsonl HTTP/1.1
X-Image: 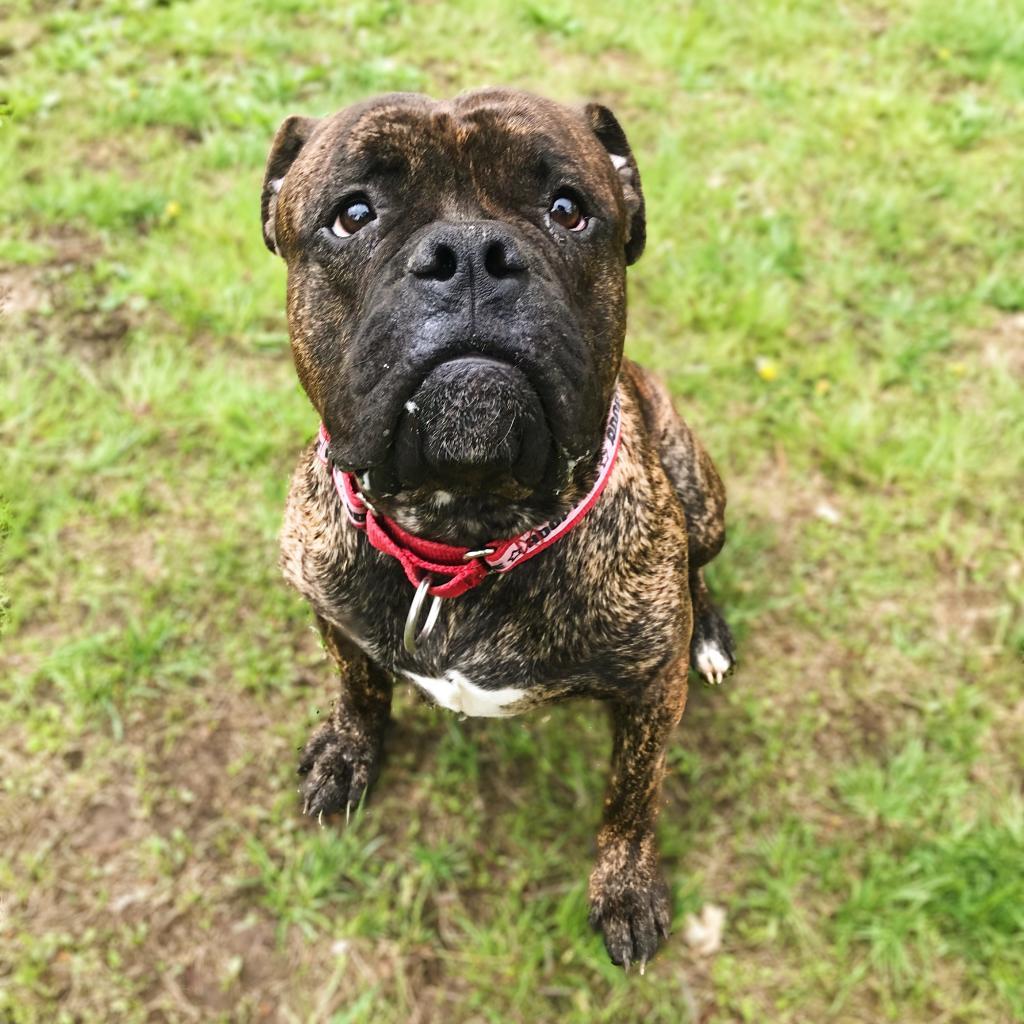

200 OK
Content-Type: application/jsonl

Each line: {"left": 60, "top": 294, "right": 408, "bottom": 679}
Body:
{"left": 392, "top": 356, "right": 549, "bottom": 492}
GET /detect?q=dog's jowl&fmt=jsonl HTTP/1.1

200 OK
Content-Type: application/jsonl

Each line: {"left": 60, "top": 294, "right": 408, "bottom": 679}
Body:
{"left": 263, "top": 89, "right": 734, "bottom": 968}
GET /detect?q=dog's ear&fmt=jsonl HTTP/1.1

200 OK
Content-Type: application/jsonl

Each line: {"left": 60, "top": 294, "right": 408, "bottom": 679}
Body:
{"left": 261, "top": 115, "right": 320, "bottom": 255}
{"left": 583, "top": 104, "right": 646, "bottom": 265}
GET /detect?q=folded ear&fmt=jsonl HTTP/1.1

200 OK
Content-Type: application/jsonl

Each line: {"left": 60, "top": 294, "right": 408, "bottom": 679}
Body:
{"left": 261, "top": 115, "right": 320, "bottom": 255}
{"left": 583, "top": 103, "right": 646, "bottom": 265}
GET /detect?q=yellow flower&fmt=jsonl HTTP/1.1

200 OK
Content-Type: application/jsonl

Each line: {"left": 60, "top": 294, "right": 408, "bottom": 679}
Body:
{"left": 163, "top": 200, "right": 181, "bottom": 221}
{"left": 949, "top": 361, "right": 967, "bottom": 376}
{"left": 756, "top": 357, "right": 779, "bottom": 382}
{"left": 937, "top": 47, "right": 952, "bottom": 61}
{"left": 815, "top": 377, "right": 831, "bottom": 395}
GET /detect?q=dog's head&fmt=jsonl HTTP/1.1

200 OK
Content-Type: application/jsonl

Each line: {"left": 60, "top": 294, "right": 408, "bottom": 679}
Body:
{"left": 262, "top": 88, "right": 644, "bottom": 523}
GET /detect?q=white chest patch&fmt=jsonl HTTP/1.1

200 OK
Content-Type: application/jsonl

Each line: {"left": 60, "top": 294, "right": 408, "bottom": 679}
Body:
{"left": 403, "top": 669, "right": 527, "bottom": 717}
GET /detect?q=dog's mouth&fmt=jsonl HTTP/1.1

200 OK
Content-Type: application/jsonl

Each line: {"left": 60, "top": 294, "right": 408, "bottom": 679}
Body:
{"left": 322, "top": 305, "right": 604, "bottom": 508}
{"left": 388, "top": 356, "right": 550, "bottom": 496}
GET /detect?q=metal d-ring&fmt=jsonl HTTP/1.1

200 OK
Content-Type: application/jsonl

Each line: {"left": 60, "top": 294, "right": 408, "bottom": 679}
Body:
{"left": 403, "top": 575, "right": 443, "bottom": 654}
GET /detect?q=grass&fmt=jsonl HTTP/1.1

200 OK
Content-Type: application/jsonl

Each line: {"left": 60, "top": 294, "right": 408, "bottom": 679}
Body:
{"left": 1, "top": 0, "right": 1023, "bottom": 1020}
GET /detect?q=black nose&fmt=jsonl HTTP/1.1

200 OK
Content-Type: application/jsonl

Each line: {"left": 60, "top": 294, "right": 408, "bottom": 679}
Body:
{"left": 407, "top": 222, "right": 528, "bottom": 302}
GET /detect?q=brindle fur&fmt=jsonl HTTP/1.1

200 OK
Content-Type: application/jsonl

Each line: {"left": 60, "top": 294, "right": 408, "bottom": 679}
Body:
{"left": 266, "top": 89, "right": 734, "bottom": 968}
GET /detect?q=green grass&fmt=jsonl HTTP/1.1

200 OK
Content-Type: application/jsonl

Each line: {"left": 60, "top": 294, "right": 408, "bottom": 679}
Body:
{"left": 2, "top": 0, "right": 1023, "bottom": 1021}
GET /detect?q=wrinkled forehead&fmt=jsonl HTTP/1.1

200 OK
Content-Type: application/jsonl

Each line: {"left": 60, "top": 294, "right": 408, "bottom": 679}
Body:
{"left": 321, "top": 93, "right": 612, "bottom": 192}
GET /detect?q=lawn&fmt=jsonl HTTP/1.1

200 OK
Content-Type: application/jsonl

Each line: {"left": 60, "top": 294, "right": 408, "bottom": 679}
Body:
{"left": 1, "top": 0, "right": 1022, "bottom": 1021}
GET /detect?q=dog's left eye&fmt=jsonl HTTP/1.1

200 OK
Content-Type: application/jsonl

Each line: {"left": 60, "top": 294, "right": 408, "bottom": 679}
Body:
{"left": 549, "top": 192, "right": 587, "bottom": 231}
{"left": 331, "top": 197, "right": 376, "bottom": 237}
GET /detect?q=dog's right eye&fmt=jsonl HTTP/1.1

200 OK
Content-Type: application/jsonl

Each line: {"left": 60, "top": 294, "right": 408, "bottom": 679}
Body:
{"left": 331, "top": 197, "right": 376, "bottom": 237}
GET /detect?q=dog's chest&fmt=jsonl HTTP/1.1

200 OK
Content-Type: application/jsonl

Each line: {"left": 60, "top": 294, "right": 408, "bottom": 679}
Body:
{"left": 329, "top": 612, "right": 534, "bottom": 716}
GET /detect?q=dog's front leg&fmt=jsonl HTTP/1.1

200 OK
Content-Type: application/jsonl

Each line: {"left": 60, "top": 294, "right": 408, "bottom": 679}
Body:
{"left": 588, "top": 656, "right": 688, "bottom": 968}
{"left": 297, "top": 615, "right": 392, "bottom": 821}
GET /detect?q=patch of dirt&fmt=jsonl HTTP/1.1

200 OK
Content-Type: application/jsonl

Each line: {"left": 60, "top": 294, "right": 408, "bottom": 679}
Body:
{"left": 950, "top": 311, "right": 1024, "bottom": 391}
{"left": 847, "top": 4, "right": 892, "bottom": 39}
{"left": 0, "top": 262, "right": 49, "bottom": 318}
{"left": 0, "top": 688, "right": 311, "bottom": 1022}
{"left": 0, "top": 229, "right": 133, "bottom": 361}
{"left": 76, "top": 134, "right": 150, "bottom": 176}
{"left": 932, "top": 577, "right": 1016, "bottom": 655}
{"left": 979, "top": 312, "right": 1024, "bottom": 377}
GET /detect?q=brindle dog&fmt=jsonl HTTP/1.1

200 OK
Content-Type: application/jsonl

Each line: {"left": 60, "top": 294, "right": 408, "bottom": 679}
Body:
{"left": 263, "top": 89, "right": 734, "bottom": 969}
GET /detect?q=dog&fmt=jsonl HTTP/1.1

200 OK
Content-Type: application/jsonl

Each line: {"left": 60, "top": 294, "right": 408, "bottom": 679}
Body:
{"left": 262, "top": 88, "right": 734, "bottom": 969}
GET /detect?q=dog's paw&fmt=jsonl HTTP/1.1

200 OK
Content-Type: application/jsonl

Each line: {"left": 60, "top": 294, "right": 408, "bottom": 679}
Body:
{"left": 693, "top": 638, "right": 733, "bottom": 686}
{"left": 588, "top": 843, "right": 672, "bottom": 970}
{"left": 690, "top": 605, "right": 735, "bottom": 686}
{"left": 297, "top": 721, "right": 381, "bottom": 821}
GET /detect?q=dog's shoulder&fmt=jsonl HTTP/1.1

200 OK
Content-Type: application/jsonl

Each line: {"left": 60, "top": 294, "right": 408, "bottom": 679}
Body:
{"left": 621, "top": 357, "right": 689, "bottom": 442}
{"left": 619, "top": 358, "right": 727, "bottom": 562}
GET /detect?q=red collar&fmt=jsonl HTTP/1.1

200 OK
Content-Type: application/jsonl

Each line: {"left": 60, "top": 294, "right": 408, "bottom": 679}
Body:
{"left": 316, "top": 388, "right": 622, "bottom": 601}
